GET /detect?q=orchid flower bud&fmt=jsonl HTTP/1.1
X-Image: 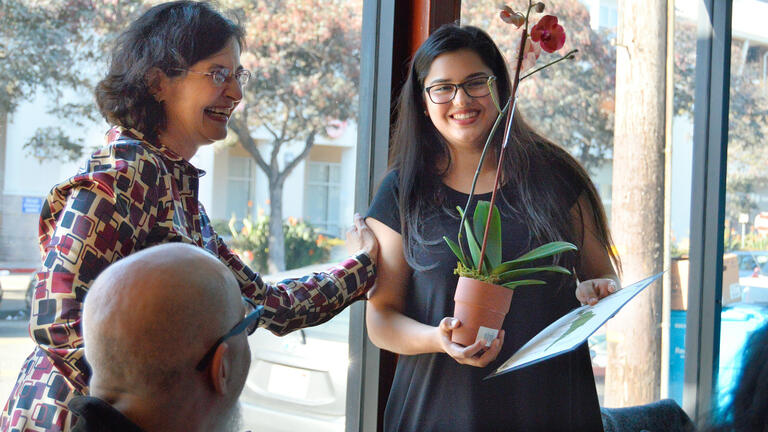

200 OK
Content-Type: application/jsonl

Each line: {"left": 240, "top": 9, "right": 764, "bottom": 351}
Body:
{"left": 500, "top": 7, "right": 526, "bottom": 28}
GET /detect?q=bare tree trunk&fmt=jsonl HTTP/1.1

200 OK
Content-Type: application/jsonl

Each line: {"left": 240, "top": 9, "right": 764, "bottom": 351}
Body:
{"left": 268, "top": 178, "right": 286, "bottom": 273}
{"left": 605, "top": 0, "right": 667, "bottom": 407}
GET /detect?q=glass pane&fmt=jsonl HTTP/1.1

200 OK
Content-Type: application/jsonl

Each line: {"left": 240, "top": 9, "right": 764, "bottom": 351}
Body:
{"left": 308, "top": 162, "right": 329, "bottom": 183}
{"left": 224, "top": 3, "right": 364, "bottom": 431}
{"left": 328, "top": 185, "right": 342, "bottom": 236}
{"left": 229, "top": 155, "right": 250, "bottom": 178}
{"left": 715, "top": 0, "right": 768, "bottom": 417}
{"left": 305, "top": 184, "right": 329, "bottom": 228}
{"left": 227, "top": 179, "right": 252, "bottom": 220}
{"left": 461, "top": 0, "right": 696, "bottom": 409}
{"left": 329, "top": 164, "right": 342, "bottom": 183}
{"left": 0, "top": 1, "right": 364, "bottom": 431}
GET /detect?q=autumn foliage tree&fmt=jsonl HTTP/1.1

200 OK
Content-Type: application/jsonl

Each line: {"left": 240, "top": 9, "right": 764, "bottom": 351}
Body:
{"left": 224, "top": 0, "right": 362, "bottom": 272}
{"left": 0, "top": 0, "right": 150, "bottom": 161}
{"left": 3, "top": 0, "right": 363, "bottom": 273}
{"left": 462, "top": 0, "right": 617, "bottom": 172}
{"left": 673, "top": 19, "right": 768, "bottom": 237}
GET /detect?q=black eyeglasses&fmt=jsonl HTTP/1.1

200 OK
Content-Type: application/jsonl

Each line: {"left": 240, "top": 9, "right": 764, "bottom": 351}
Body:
{"left": 196, "top": 297, "right": 263, "bottom": 371}
{"left": 173, "top": 67, "right": 251, "bottom": 88}
{"left": 424, "top": 75, "right": 495, "bottom": 104}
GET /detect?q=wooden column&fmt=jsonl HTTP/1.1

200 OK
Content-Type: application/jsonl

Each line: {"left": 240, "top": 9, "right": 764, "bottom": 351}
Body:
{"left": 391, "top": 0, "right": 461, "bottom": 101}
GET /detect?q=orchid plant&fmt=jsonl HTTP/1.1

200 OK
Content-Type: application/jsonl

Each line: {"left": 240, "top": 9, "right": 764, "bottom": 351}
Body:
{"left": 443, "top": 1, "right": 579, "bottom": 289}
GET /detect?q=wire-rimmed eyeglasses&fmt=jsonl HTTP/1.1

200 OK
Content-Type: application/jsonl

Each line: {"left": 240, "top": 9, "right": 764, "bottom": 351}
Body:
{"left": 172, "top": 67, "right": 251, "bottom": 88}
{"left": 424, "top": 75, "right": 496, "bottom": 104}
{"left": 196, "top": 297, "right": 263, "bottom": 372}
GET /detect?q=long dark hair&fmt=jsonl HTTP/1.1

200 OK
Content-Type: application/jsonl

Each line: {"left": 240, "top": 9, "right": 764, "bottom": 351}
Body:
{"left": 95, "top": 1, "right": 245, "bottom": 143}
{"left": 390, "top": 24, "right": 619, "bottom": 273}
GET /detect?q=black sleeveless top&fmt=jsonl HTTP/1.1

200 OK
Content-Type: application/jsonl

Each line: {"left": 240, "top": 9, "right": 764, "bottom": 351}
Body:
{"left": 367, "top": 169, "right": 603, "bottom": 432}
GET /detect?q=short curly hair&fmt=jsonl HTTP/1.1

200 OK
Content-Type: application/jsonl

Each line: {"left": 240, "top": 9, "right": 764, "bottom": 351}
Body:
{"left": 95, "top": 1, "right": 245, "bottom": 143}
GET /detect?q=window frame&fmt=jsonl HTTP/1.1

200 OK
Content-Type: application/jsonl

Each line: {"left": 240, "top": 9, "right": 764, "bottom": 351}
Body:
{"left": 348, "top": 0, "right": 740, "bottom": 426}
{"left": 683, "top": 0, "right": 733, "bottom": 421}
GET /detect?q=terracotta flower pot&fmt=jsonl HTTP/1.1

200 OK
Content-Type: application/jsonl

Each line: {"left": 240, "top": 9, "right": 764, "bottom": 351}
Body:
{"left": 451, "top": 276, "right": 514, "bottom": 346}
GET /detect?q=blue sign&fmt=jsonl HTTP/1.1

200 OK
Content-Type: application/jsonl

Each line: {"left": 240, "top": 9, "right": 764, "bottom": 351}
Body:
{"left": 22, "top": 197, "right": 44, "bottom": 214}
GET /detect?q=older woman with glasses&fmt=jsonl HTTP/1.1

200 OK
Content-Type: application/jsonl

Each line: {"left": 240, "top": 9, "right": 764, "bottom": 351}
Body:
{"left": 0, "top": 2, "right": 377, "bottom": 431}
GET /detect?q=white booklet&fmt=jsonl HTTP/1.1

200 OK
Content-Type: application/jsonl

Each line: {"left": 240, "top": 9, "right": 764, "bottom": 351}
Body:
{"left": 486, "top": 272, "right": 663, "bottom": 379}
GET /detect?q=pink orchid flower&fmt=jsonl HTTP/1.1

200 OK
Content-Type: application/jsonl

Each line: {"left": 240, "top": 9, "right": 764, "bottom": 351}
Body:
{"left": 508, "top": 26, "right": 542, "bottom": 74}
{"left": 530, "top": 15, "right": 566, "bottom": 53}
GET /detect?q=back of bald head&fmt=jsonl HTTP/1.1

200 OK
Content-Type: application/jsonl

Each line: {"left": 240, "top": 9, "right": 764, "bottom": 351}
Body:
{"left": 83, "top": 243, "right": 241, "bottom": 395}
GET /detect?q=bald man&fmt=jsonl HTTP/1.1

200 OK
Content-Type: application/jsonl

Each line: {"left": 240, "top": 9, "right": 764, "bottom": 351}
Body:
{"left": 72, "top": 243, "right": 253, "bottom": 431}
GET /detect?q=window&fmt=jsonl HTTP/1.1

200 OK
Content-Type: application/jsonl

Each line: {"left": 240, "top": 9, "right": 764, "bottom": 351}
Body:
{"left": 304, "top": 162, "right": 343, "bottom": 236}
{"left": 715, "top": 0, "right": 768, "bottom": 414}
{"left": 0, "top": 1, "right": 372, "bottom": 431}
{"left": 598, "top": 4, "right": 618, "bottom": 30}
{"left": 226, "top": 155, "right": 256, "bottom": 221}
{"left": 462, "top": 0, "right": 698, "bottom": 409}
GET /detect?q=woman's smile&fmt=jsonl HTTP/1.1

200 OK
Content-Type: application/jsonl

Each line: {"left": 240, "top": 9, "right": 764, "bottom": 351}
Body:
{"left": 448, "top": 109, "right": 481, "bottom": 125}
{"left": 203, "top": 105, "right": 235, "bottom": 122}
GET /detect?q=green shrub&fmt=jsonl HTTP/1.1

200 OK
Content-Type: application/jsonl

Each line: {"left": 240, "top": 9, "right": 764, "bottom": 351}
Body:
{"left": 227, "top": 214, "right": 336, "bottom": 273}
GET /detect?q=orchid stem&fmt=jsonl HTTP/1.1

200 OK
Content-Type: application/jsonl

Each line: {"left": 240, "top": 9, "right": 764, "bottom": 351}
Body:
{"left": 477, "top": 1, "right": 531, "bottom": 273}
{"left": 456, "top": 97, "right": 511, "bottom": 261}
{"left": 520, "top": 49, "right": 578, "bottom": 81}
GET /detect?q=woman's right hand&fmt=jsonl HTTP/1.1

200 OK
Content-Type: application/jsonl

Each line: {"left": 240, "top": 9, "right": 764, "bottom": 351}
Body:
{"left": 436, "top": 317, "right": 505, "bottom": 367}
{"left": 346, "top": 213, "right": 379, "bottom": 263}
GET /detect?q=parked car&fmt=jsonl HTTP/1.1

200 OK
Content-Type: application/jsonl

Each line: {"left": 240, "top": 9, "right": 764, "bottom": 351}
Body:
{"left": 26, "top": 274, "right": 37, "bottom": 313}
{"left": 240, "top": 265, "right": 350, "bottom": 432}
{"left": 732, "top": 250, "right": 768, "bottom": 278}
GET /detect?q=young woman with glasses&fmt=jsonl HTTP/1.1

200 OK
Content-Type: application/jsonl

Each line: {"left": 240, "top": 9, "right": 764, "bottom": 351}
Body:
{"left": 0, "top": 2, "right": 377, "bottom": 430}
{"left": 365, "top": 24, "right": 620, "bottom": 431}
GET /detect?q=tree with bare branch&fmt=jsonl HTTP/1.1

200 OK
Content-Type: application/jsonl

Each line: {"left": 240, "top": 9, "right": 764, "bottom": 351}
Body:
{"left": 226, "top": 0, "right": 362, "bottom": 272}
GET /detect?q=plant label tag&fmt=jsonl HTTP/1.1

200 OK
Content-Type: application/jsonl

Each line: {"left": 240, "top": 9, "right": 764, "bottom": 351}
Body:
{"left": 476, "top": 326, "right": 499, "bottom": 347}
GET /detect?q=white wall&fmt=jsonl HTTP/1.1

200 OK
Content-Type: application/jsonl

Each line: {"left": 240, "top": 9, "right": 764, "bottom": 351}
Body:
{"left": 4, "top": 90, "right": 102, "bottom": 196}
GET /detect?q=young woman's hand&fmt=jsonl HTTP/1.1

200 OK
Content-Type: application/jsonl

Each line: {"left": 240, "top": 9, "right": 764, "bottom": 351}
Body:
{"left": 575, "top": 278, "right": 618, "bottom": 306}
{"left": 436, "top": 317, "right": 505, "bottom": 367}
{"left": 346, "top": 213, "right": 379, "bottom": 263}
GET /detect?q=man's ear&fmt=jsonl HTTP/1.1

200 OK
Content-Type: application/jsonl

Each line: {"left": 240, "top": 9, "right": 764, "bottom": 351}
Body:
{"left": 209, "top": 342, "right": 230, "bottom": 395}
{"left": 146, "top": 67, "right": 168, "bottom": 103}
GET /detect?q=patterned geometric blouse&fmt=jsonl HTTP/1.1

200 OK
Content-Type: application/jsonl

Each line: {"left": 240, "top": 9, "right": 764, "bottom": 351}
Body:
{"left": 1, "top": 127, "right": 376, "bottom": 432}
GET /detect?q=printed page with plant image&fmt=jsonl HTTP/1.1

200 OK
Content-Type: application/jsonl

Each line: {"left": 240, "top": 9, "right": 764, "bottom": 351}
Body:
{"left": 486, "top": 272, "right": 663, "bottom": 379}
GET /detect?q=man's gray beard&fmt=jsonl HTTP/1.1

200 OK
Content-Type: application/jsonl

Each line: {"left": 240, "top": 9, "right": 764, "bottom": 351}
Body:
{"left": 214, "top": 400, "right": 243, "bottom": 432}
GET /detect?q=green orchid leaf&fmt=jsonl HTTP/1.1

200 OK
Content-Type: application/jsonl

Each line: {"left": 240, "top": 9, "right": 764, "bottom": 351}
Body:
{"left": 472, "top": 201, "right": 501, "bottom": 270}
{"left": 443, "top": 236, "right": 469, "bottom": 268}
{"left": 496, "top": 266, "right": 571, "bottom": 283}
{"left": 501, "top": 279, "right": 547, "bottom": 289}
{"left": 492, "top": 241, "right": 577, "bottom": 275}
{"left": 514, "top": 241, "right": 578, "bottom": 262}
{"left": 498, "top": 266, "right": 571, "bottom": 283}
{"left": 463, "top": 216, "right": 484, "bottom": 272}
